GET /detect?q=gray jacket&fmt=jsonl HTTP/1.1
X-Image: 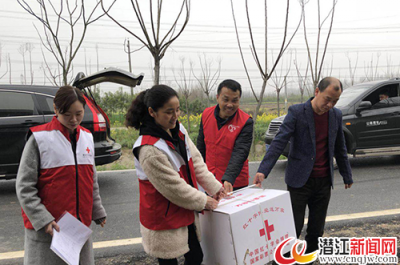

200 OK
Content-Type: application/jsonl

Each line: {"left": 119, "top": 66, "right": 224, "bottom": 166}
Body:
{"left": 16, "top": 136, "right": 106, "bottom": 265}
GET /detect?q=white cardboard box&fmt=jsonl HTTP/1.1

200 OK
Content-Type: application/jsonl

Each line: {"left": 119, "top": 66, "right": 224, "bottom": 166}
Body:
{"left": 200, "top": 188, "right": 296, "bottom": 265}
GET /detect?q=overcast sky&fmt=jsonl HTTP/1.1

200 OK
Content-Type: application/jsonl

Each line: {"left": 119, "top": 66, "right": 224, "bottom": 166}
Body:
{"left": 1, "top": 0, "right": 400, "bottom": 96}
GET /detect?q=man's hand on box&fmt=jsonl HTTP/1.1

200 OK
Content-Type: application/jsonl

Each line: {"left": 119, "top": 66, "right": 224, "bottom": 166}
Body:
{"left": 223, "top": 181, "right": 233, "bottom": 194}
{"left": 253, "top": 172, "right": 265, "bottom": 187}
{"left": 205, "top": 196, "right": 219, "bottom": 210}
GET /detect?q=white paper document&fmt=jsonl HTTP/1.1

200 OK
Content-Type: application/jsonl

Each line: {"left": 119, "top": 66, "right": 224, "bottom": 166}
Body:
{"left": 50, "top": 211, "right": 93, "bottom": 265}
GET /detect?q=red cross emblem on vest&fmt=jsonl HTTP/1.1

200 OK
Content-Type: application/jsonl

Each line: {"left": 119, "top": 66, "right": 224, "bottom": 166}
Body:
{"left": 259, "top": 219, "right": 274, "bottom": 240}
{"left": 86, "top": 147, "right": 90, "bottom": 154}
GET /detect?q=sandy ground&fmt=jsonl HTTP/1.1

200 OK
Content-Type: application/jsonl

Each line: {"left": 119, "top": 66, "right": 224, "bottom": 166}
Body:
{"left": 95, "top": 217, "right": 400, "bottom": 265}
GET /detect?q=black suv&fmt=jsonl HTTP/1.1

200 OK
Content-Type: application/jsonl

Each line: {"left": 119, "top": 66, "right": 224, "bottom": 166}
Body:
{"left": 0, "top": 68, "right": 144, "bottom": 180}
{"left": 265, "top": 78, "right": 400, "bottom": 158}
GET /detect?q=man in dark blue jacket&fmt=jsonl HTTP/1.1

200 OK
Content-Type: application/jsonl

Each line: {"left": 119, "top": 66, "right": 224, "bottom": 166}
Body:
{"left": 254, "top": 77, "right": 353, "bottom": 256}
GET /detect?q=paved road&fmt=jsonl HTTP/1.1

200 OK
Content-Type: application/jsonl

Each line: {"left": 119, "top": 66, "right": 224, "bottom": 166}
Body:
{"left": 1, "top": 156, "right": 399, "bottom": 263}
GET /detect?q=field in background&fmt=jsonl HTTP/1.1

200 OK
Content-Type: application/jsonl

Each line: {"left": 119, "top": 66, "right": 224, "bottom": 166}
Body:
{"left": 96, "top": 111, "right": 283, "bottom": 171}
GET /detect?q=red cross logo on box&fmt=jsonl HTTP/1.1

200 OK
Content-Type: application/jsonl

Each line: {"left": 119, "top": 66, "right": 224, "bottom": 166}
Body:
{"left": 259, "top": 220, "right": 274, "bottom": 240}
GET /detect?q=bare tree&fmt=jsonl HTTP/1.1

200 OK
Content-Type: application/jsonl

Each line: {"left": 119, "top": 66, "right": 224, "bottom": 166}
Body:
{"left": 346, "top": 52, "right": 358, "bottom": 86}
{"left": 26, "top": 43, "right": 35, "bottom": 85}
{"left": 173, "top": 57, "right": 194, "bottom": 133}
{"left": 321, "top": 55, "right": 334, "bottom": 78}
{"left": 300, "top": 0, "right": 337, "bottom": 90}
{"left": 294, "top": 50, "right": 310, "bottom": 103}
{"left": 8, "top": 54, "right": 12, "bottom": 83}
{"left": 230, "top": 0, "right": 302, "bottom": 154}
{"left": 270, "top": 53, "right": 292, "bottom": 116}
{"left": 40, "top": 45, "right": 61, "bottom": 86}
{"left": 193, "top": 54, "right": 221, "bottom": 107}
{"left": 18, "top": 44, "right": 27, "bottom": 84}
{"left": 363, "top": 53, "right": 381, "bottom": 82}
{"left": 102, "top": 0, "right": 190, "bottom": 85}
{"left": 40, "top": 63, "right": 46, "bottom": 85}
{"left": 384, "top": 53, "right": 398, "bottom": 79}
{"left": 0, "top": 44, "right": 9, "bottom": 80}
{"left": 18, "top": 0, "right": 105, "bottom": 86}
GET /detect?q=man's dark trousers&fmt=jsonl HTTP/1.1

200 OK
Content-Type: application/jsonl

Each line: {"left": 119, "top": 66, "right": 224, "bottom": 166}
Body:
{"left": 287, "top": 176, "right": 331, "bottom": 254}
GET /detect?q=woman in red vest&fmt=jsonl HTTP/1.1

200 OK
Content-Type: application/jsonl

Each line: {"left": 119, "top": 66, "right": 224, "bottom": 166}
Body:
{"left": 16, "top": 86, "right": 107, "bottom": 265}
{"left": 126, "top": 85, "right": 225, "bottom": 265}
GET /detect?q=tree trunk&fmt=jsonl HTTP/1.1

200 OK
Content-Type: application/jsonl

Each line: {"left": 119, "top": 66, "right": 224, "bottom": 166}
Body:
{"left": 313, "top": 80, "right": 318, "bottom": 92}
{"left": 22, "top": 54, "right": 26, "bottom": 85}
{"left": 250, "top": 80, "right": 268, "bottom": 158}
{"left": 277, "top": 91, "right": 281, "bottom": 116}
{"left": 186, "top": 98, "right": 191, "bottom": 134}
{"left": 284, "top": 77, "right": 288, "bottom": 113}
{"left": 8, "top": 55, "right": 11, "bottom": 84}
{"left": 29, "top": 52, "right": 34, "bottom": 85}
{"left": 154, "top": 57, "right": 160, "bottom": 85}
{"left": 63, "top": 69, "right": 68, "bottom": 86}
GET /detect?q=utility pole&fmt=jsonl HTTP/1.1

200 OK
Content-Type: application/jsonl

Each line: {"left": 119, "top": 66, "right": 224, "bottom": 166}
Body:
{"left": 95, "top": 44, "right": 100, "bottom": 95}
{"left": 126, "top": 39, "right": 133, "bottom": 96}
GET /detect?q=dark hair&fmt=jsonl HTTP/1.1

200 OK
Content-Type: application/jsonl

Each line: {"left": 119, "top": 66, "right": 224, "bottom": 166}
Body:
{"left": 125, "top": 85, "right": 179, "bottom": 129}
{"left": 54, "top": 86, "right": 86, "bottom": 114}
{"left": 317, "top": 77, "right": 343, "bottom": 92}
{"left": 379, "top": 89, "right": 389, "bottom": 96}
{"left": 217, "top": 79, "right": 242, "bottom": 96}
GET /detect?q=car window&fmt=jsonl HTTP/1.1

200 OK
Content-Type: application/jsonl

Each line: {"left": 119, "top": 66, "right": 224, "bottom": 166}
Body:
{"left": 335, "top": 83, "right": 376, "bottom": 108}
{"left": 0, "top": 91, "right": 37, "bottom": 117}
{"left": 363, "top": 84, "right": 399, "bottom": 106}
{"left": 36, "top": 94, "right": 55, "bottom": 115}
{"left": 371, "top": 96, "right": 400, "bottom": 109}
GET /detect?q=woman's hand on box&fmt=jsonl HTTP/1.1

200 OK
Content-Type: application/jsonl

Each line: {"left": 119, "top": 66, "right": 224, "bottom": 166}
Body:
{"left": 205, "top": 196, "right": 219, "bottom": 210}
{"left": 213, "top": 186, "right": 226, "bottom": 201}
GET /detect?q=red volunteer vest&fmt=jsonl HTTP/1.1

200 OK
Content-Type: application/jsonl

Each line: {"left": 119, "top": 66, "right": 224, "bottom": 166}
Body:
{"left": 133, "top": 124, "right": 199, "bottom": 231}
{"left": 202, "top": 106, "right": 250, "bottom": 187}
{"left": 21, "top": 116, "right": 94, "bottom": 229}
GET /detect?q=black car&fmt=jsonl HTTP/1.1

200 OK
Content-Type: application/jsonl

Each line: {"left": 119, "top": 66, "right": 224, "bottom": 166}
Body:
{"left": 0, "top": 68, "right": 144, "bottom": 180}
{"left": 265, "top": 78, "right": 400, "bottom": 158}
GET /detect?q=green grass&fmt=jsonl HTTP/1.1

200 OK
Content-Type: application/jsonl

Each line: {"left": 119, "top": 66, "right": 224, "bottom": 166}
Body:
{"left": 97, "top": 163, "right": 130, "bottom": 171}
{"left": 110, "top": 127, "right": 139, "bottom": 148}
{"left": 99, "top": 112, "right": 287, "bottom": 171}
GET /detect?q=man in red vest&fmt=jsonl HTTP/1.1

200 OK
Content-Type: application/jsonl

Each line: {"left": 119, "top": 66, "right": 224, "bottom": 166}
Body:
{"left": 197, "top": 79, "right": 253, "bottom": 193}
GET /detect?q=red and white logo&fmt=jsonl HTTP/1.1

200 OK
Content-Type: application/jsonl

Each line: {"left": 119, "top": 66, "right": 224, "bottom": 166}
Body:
{"left": 259, "top": 219, "right": 275, "bottom": 240}
{"left": 228, "top": 124, "right": 240, "bottom": 132}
